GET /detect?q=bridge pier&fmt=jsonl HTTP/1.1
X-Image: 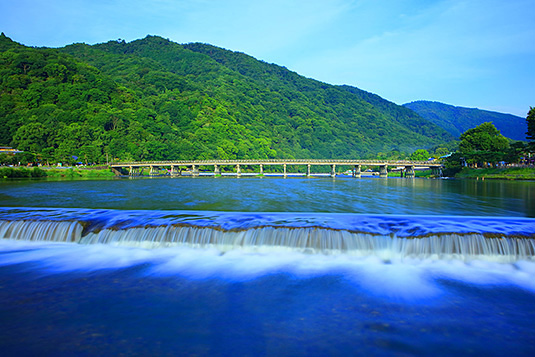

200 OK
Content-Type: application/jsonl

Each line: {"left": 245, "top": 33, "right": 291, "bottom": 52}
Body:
{"left": 132, "top": 166, "right": 141, "bottom": 176}
{"left": 129, "top": 166, "right": 144, "bottom": 176}
{"left": 353, "top": 164, "right": 361, "bottom": 178}
{"left": 379, "top": 165, "right": 388, "bottom": 178}
{"left": 111, "top": 160, "right": 443, "bottom": 179}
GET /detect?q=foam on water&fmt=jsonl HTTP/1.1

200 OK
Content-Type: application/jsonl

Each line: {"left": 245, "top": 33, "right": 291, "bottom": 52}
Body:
{"left": 1, "top": 239, "right": 535, "bottom": 303}
{"left": 1, "top": 207, "right": 534, "bottom": 261}
{"left": 1, "top": 207, "right": 535, "bottom": 301}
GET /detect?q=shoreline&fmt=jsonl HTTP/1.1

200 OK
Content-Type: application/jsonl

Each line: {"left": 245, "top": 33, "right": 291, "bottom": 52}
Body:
{"left": 0, "top": 166, "right": 115, "bottom": 179}
{"left": 454, "top": 167, "right": 535, "bottom": 180}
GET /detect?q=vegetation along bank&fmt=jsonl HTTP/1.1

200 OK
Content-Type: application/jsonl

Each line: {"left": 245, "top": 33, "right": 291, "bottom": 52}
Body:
{"left": 1, "top": 34, "right": 534, "bottom": 179}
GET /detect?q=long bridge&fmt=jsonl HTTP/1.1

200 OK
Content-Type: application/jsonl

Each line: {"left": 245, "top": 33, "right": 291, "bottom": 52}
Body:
{"left": 110, "top": 159, "right": 443, "bottom": 178}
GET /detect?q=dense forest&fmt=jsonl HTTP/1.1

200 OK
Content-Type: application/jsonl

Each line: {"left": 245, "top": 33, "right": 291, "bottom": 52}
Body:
{"left": 0, "top": 33, "right": 454, "bottom": 164}
{"left": 403, "top": 101, "right": 527, "bottom": 141}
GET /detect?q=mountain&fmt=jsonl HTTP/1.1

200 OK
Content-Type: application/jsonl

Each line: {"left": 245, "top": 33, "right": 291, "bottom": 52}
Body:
{"left": 403, "top": 101, "right": 527, "bottom": 141}
{"left": 0, "top": 33, "right": 453, "bottom": 164}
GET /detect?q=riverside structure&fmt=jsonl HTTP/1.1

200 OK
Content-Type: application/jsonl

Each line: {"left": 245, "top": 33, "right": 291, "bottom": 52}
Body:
{"left": 110, "top": 159, "right": 443, "bottom": 178}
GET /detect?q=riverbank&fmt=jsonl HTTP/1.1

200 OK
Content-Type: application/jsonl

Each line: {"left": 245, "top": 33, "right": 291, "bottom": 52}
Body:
{"left": 1, "top": 166, "right": 115, "bottom": 179}
{"left": 455, "top": 167, "right": 535, "bottom": 180}
{"left": 3, "top": 166, "right": 535, "bottom": 180}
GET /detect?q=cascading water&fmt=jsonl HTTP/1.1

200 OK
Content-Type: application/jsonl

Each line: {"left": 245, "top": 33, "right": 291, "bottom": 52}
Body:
{"left": 1, "top": 208, "right": 533, "bottom": 262}
{"left": 0, "top": 220, "right": 82, "bottom": 242}
{"left": 80, "top": 226, "right": 534, "bottom": 261}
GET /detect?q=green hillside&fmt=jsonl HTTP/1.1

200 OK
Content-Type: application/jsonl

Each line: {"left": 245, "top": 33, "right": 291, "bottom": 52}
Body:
{"left": 0, "top": 33, "right": 453, "bottom": 164}
{"left": 403, "top": 101, "right": 527, "bottom": 141}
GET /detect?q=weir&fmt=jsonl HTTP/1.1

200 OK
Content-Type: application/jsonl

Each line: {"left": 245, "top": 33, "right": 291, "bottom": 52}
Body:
{"left": 0, "top": 220, "right": 82, "bottom": 243}
{"left": 1, "top": 219, "right": 534, "bottom": 262}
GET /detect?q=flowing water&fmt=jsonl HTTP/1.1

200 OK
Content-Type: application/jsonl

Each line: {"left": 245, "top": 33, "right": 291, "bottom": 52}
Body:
{"left": 0, "top": 176, "right": 534, "bottom": 355}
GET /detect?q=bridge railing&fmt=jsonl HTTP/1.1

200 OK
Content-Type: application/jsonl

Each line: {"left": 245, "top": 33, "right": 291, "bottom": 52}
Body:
{"left": 110, "top": 159, "right": 440, "bottom": 166}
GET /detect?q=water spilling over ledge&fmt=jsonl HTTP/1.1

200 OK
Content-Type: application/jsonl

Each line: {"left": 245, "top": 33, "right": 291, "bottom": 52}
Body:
{"left": 1, "top": 207, "right": 534, "bottom": 262}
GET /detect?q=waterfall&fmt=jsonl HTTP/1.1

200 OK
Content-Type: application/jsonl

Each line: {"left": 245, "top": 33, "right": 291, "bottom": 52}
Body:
{"left": 79, "top": 226, "right": 535, "bottom": 261}
{"left": 0, "top": 220, "right": 83, "bottom": 243}
{"left": 2, "top": 219, "right": 533, "bottom": 262}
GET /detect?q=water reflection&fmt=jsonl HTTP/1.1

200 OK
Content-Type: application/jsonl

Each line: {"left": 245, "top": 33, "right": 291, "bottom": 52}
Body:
{"left": 0, "top": 176, "right": 533, "bottom": 217}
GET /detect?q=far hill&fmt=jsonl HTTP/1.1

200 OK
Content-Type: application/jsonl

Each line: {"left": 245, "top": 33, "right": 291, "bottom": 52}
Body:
{"left": 0, "top": 34, "right": 453, "bottom": 164}
{"left": 403, "top": 101, "right": 527, "bottom": 141}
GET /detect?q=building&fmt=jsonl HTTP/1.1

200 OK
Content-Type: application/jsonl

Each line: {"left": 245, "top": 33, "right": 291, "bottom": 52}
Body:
{"left": 0, "top": 147, "right": 24, "bottom": 155}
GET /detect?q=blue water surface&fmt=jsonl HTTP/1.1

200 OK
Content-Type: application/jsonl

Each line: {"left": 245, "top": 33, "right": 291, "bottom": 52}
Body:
{"left": 1, "top": 176, "right": 534, "bottom": 355}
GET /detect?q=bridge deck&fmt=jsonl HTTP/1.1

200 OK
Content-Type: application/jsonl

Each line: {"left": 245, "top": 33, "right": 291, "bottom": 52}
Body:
{"left": 110, "top": 159, "right": 442, "bottom": 167}
{"left": 110, "top": 159, "right": 443, "bottom": 178}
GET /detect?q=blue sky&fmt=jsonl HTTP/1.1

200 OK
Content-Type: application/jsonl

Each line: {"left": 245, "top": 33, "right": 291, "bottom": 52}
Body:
{"left": 1, "top": 0, "right": 534, "bottom": 117}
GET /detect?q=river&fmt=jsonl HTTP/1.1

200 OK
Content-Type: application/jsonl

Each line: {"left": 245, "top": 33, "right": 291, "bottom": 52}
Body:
{"left": 0, "top": 176, "right": 534, "bottom": 355}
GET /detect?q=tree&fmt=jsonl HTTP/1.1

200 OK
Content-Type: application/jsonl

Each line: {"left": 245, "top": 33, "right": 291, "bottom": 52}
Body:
{"left": 433, "top": 147, "right": 450, "bottom": 158}
{"left": 505, "top": 141, "right": 527, "bottom": 163}
{"left": 12, "top": 122, "right": 50, "bottom": 153}
{"left": 459, "top": 122, "right": 509, "bottom": 153}
{"left": 527, "top": 107, "right": 535, "bottom": 150}
{"left": 410, "top": 149, "right": 430, "bottom": 161}
{"left": 458, "top": 122, "right": 509, "bottom": 167}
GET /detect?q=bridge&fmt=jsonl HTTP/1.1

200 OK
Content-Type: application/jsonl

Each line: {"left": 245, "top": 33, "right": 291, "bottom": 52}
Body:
{"left": 110, "top": 159, "right": 443, "bottom": 178}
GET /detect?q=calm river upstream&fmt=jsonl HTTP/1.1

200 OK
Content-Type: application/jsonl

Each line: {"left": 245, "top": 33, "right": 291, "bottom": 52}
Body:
{"left": 1, "top": 176, "right": 534, "bottom": 355}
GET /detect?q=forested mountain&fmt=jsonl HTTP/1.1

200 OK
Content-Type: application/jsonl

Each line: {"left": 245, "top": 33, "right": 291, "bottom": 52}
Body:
{"left": 403, "top": 101, "right": 527, "bottom": 141}
{"left": 0, "top": 33, "right": 453, "bottom": 164}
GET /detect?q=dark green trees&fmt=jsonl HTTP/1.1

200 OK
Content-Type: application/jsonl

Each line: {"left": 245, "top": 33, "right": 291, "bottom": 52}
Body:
{"left": 455, "top": 122, "right": 509, "bottom": 167}
{"left": 1, "top": 34, "right": 454, "bottom": 164}
{"left": 409, "top": 149, "right": 430, "bottom": 161}
{"left": 446, "top": 123, "right": 512, "bottom": 170}
{"left": 459, "top": 122, "right": 509, "bottom": 153}
{"left": 527, "top": 107, "right": 535, "bottom": 150}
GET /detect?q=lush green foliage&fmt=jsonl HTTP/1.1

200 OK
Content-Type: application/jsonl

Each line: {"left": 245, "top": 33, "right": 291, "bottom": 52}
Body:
{"left": 1, "top": 34, "right": 453, "bottom": 163}
{"left": 409, "top": 149, "right": 430, "bottom": 161}
{"left": 527, "top": 107, "right": 535, "bottom": 150}
{"left": 459, "top": 122, "right": 509, "bottom": 153}
{"left": 455, "top": 167, "right": 535, "bottom": 180}
{"left": 443, "top": 122, "right": 531, "bottom": 176}
{"left": 44, "top": 168, "right": 115, "bottom": 178}
{"left": 0, "top": 166, "right": 46, "bottom": 178}
{"left": 458, "top": 122, "right": 509, "bottom": 166}
{"left": 404, "top": 101, "right": 527, "bottom": 141}
{"left": 0, "top": 166, "right": 114, "bottom": 179}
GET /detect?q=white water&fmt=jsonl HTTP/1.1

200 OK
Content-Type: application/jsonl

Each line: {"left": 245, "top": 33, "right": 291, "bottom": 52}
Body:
{"left": 0, "top": 220, "right": 82, "bottom": 242}
{"left": 1, "top": 240, "right": 534, "bottom": 302}
{"left": 1, "top": 219, "right": 534, "bottom": 263}
{"left": 1, "top": 209, "right": 535, "bottom": 301}
{"left": 80, "top": 225, "right": 535, "bottom": 262}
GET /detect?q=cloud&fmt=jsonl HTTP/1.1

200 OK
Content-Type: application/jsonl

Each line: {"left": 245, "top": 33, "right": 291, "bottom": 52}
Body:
{"left": 286, "top": 0, "right": 535, "bottom": 115}
{"left": 1, "top": 0, "right": 533, "bottom": 115}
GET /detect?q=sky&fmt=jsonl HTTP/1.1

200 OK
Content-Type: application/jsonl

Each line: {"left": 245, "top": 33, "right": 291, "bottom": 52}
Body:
{"left": 1, "top": 0, "right": 534, "bottom": 117}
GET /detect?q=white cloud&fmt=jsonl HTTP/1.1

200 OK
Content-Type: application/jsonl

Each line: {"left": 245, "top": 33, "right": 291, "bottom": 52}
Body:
{"left": 1, "top": 0, "right": 533, "bottom": 115}
{"left": 285, "top": 0, "right": 535, "bottom": 115}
